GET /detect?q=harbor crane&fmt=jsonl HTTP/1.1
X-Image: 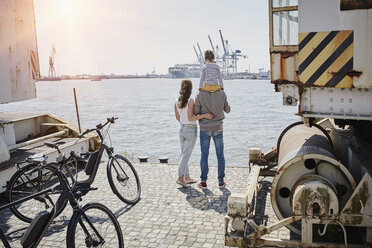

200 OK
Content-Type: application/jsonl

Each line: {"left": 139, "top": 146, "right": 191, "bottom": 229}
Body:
{"left": 48, "top": 44, "right": 56, "bottom": 78}
{"left": 197, "top": 43, "right": 204, "bottom": 64}
{"left": 218, "top": 30, "right": 247, "bottom": 75}
{"left": 192, "top": 31, "right": 248, "bottom": 75}
{"left": 208, "top": 35, "right": 215, "bottom": 54}
{"left": 193, "top": 45, "right": 203, "bottom": 64}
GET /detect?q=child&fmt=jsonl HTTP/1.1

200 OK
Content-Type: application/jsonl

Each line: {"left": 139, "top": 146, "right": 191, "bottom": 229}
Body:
{"left": 199, "top": 50, "right": 224, "bottom": 92}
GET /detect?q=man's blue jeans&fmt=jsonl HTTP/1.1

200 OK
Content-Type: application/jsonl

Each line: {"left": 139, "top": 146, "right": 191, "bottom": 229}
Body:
{"left": 199, "top": 130, "right": 225, "bottom": 183}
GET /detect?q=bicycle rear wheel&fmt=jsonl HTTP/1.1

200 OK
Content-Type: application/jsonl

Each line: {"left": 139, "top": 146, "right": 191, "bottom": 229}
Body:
{"left": 107, "top": 155, "right": 141, "bottom": 205}
{"left": 66, "top": 202, "right": 124, "bottom": 248}
{"left": 6, "top": 163, "right": 68, "bottom": 223}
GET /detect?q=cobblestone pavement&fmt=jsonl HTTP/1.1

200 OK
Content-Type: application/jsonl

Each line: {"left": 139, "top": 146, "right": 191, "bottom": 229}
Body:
{"left": 0, "top": 163, "right": 290, "bottom": 247}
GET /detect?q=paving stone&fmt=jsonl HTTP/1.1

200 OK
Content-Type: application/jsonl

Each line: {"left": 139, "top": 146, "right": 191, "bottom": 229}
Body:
{"left": 0, "top": 162, "right": 289, "bottom": 247}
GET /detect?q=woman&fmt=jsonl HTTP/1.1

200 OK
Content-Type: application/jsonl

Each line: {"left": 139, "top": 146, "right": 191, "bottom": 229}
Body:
{"left": 174, "top": 80, "right": 213, "bottom": 187}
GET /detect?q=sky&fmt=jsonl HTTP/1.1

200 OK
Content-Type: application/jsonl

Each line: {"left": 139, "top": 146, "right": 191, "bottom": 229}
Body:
{"left": 34, "top": 0, "right": 270, "bottom": 76}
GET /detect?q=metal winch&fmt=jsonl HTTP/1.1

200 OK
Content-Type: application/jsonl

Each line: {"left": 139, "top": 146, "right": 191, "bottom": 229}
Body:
{"left": 271, "top": 122, "right": 356, "bottom": 234}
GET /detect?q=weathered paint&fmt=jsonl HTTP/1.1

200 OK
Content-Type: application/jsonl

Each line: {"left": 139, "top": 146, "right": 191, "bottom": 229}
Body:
{"left": 299, "top": 0, "right": 372, "bottom": 89}
{"left": 298, "top": 30, "right": 354, "bottom": 88}
{"left": 343, "top": 181, "right": 370, "bottom": 214}
{"left": 341, "top": 0, "right": 372, "bottom": 11}
{"left": 317, "top": 187, "right": 331, "bottom": 214}
{"left": 0, "top": 0, "right": 38, "bottom": 104}
{"left": 295, "top": 188, "right": 311, "bottom": 213}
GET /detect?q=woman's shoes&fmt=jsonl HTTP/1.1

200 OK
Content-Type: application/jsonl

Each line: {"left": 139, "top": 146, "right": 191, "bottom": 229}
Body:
{"left": 185, "top": 178, "right": 197, "bottom": 184}
{"left": 176, "top": 179, "right": 188, "bottom": 188}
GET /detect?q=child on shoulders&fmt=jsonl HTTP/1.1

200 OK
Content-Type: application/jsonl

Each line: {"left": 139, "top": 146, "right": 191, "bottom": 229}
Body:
{"left": 199, "top": 50, "right": 224, "bottom": 92}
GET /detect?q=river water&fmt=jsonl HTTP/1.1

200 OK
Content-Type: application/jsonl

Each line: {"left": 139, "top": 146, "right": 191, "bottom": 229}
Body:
{"left": 1, "top": 79, "right": 300, "bottom": 166}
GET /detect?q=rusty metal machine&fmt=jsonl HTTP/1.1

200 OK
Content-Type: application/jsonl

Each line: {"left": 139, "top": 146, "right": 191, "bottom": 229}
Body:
{"left": 225, "top": 0, "right": 372, "bottom": 247}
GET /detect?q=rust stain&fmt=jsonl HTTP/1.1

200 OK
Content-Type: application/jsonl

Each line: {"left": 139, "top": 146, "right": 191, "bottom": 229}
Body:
{"left": 340, "top": 0, "right": 372, "bottom": 10}
{"left": 346, "top": 70, "right": 363, "bottom": 78}
{"left": 271, "top": 50, "right": 297, "bottom": 56}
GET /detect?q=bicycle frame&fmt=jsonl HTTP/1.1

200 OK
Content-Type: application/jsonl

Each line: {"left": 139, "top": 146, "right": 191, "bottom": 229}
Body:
{"left": 77, "top": 118, "right": 118, "bottom": 187}
{"left": 0, "top": 163, "right": 102, "bottom": 248}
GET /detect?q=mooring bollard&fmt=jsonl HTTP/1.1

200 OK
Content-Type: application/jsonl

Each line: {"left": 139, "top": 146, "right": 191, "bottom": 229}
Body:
{"left": 138, "top": 156, "right": 148, "bottom": 163}
{"left": 159, "top": 157, "right": 169, "bottom": 163}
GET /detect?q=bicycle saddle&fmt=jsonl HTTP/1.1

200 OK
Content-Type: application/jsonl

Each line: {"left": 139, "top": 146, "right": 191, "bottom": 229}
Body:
{"left": 44, "top": 141, "right": 65, "bottom": 149}
{"left": 26, "top": 154, "right": 47, "bottom": 163}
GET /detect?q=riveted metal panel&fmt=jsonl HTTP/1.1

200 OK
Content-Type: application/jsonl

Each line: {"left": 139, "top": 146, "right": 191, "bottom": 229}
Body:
{"left": 301, "top": 87, "right": 372, "bottom": 120}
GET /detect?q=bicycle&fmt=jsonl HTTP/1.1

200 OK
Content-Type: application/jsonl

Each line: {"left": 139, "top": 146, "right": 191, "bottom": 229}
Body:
{"left": 0, "top": 161, "right": 124, "bottom": 248}
{"left": 6, "top": 144, "right": 84, "bottom": 223}
{"left": 6, "top": 117, "right": 141, "bottom": 223}
{"left": 77, "top": 117, "right": 141, "bottom": 205}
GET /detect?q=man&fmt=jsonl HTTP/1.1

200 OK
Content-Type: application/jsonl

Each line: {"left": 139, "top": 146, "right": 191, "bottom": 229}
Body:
{"left": 193, "top": 89, "right": 230, "bottom": 189}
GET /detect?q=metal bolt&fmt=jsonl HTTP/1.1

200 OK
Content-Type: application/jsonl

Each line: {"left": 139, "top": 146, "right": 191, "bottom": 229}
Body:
{"left": 348, "top": 109, "right": 352, "bottom": 114}
{"left": 340, "top": 108, "right": 344, "bottom": 113}
{"left": 330, "top": 107, "right": 333, "bottom": 111}
{"left": 286, "top": 96, "right": 293, "bottom": 104}
{"left": 330, "top": 98, "right": 333, "bottom": 102}
{"left": 340, "top": 98, "right": 344, "bottom": 103}
{"left": 304, "top": 97, "right": 308, "bottom": 101}
{"left": 349, "top": 99, "right": 352, "bottom": 103}
{"left": 304, "top": 106, "right": 308, "bottom": 110}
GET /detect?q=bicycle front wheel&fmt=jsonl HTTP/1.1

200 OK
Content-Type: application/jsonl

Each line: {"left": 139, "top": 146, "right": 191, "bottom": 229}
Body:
{"left": 66, "top": 202, "right": 124, "bottom": 248}
{"left": 107, "top": 155, "right": 141, "bottom": 205}
{"left": 6, "top": 163, "right": 67, "bottom": 223}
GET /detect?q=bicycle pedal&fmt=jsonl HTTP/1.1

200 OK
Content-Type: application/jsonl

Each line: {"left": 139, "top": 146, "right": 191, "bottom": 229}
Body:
{"left": 90, "top": 187, "right": 98, "bottom": 191}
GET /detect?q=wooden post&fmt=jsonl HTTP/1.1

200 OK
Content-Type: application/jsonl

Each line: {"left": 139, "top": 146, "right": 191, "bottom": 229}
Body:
{"left": 73, "top": 88, "right": 81, "bottom": 133}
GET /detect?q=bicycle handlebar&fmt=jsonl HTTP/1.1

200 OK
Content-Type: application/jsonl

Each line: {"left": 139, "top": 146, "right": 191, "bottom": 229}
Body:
{"left": 78, "top": 117, "right": 118, "bottom": 137}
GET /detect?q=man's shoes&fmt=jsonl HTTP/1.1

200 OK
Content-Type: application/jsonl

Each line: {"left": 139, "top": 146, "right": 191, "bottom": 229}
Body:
{"left": 219, "top": 181, "right": 227, "bottom": 189}
{"left": 197, "top": 181, "right": 207, "bottom": 189}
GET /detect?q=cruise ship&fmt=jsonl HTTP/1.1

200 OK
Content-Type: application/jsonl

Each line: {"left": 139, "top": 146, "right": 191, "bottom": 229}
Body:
{"left": 168, "top": 64, "right": 201, "bottom": 78}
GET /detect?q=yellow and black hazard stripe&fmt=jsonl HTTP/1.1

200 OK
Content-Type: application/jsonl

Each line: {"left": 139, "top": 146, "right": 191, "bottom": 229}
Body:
{"left": 298, "top": 30, "right": 354, "bottom": 88}
{"left": 30, "top": 50, "right": 40, "bottom": 80}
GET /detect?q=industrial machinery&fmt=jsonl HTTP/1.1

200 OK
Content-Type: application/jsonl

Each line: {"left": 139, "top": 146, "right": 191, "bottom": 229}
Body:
{"left": 225, "top": 0, "right": 372, "bottom": 247}
{"left": 48, "top": 44, "right": 57, "bottom": 78}
{"left": 192, "top": 30, "right": 248, "bottom": 76}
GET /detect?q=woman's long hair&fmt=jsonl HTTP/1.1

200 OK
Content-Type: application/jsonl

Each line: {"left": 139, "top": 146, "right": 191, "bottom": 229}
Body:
{"left": 177, "top": 80, "right": 192, "bottom": 108}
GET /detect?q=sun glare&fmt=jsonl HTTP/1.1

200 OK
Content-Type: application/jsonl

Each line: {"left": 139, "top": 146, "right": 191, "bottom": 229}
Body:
{"left": 59, "top": 0, "right": 74, "bottom": 15}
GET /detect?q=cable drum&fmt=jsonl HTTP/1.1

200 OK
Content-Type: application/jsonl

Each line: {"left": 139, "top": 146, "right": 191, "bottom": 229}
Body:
{"left": 271, "top": 123, "right": 356, "bottom": 234}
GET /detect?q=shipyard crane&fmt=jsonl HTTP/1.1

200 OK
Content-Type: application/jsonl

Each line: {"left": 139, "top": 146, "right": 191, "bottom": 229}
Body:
{"left": 218, "top": 30, "right": 247, "bottom": 75}
{"left": 193, "top": 45, "right": 203, "bottom": 65}
{"left": 219, "top": 30, "right": 228, "bottom": 59}
{"left": 197, "top": 43, "right": 204, "bottom": 63}
{"left": 48, "top": 44, "right": 56, "bottom": 78}
{"left": 208, "top": 35, "right": 215, "bottom": 54}
{"left": 219, "top": 30, "right": 229, "bottom": 74}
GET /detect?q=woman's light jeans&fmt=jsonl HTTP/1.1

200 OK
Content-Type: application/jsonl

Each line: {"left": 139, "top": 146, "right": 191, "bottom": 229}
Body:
{"left": 179, "top": 124, "right": 197, "bottom": 177}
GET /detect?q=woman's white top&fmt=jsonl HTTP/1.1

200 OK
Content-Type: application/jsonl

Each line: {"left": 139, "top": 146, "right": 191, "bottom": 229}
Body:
{"left": 176, "top": 98, "right": 196, "bottom": 125}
